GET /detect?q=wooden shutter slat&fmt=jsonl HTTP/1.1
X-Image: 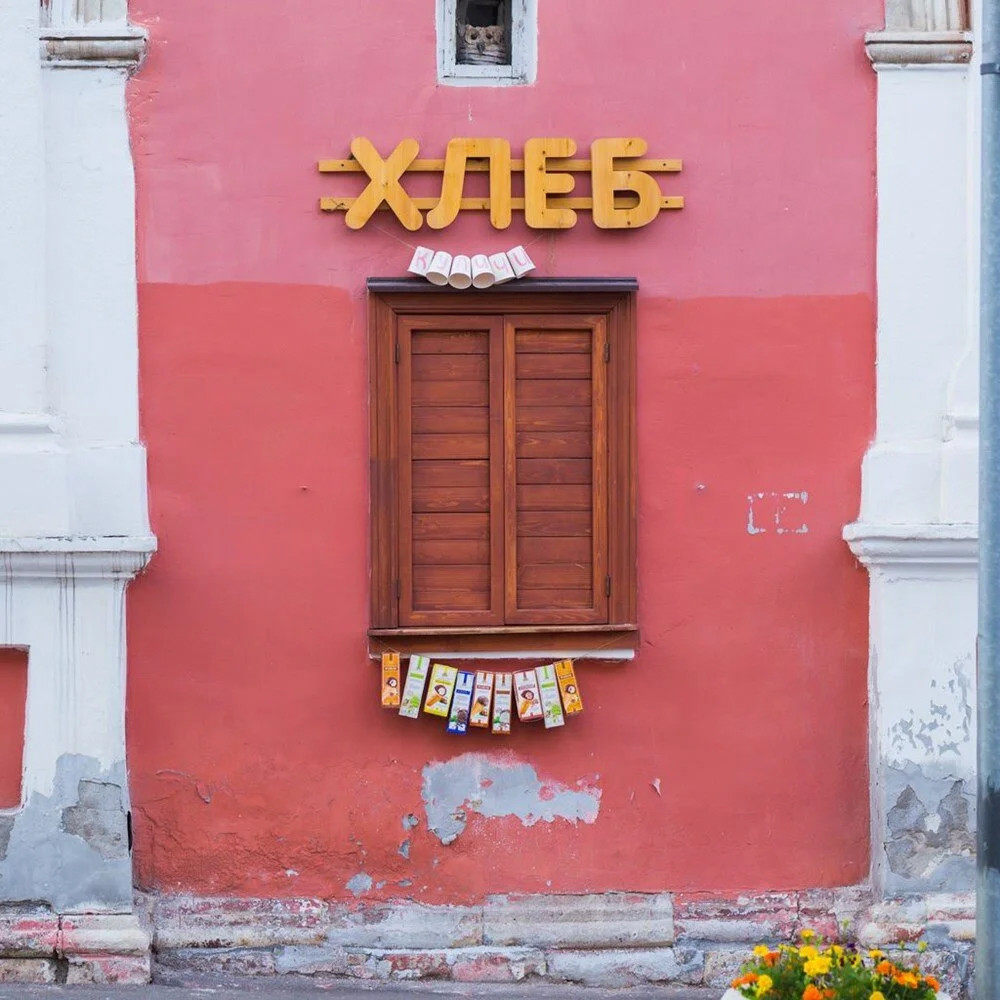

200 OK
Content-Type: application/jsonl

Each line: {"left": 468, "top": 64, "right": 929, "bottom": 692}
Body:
{"left": 412, "top": 354, "right": 489, "bottom": 381}
{"left": 413, "top": 487, "right": 490, "bottom": 512}
{"left": 514, "top": 330, "right": 591, "bottom": 353}
{"left": 516, "top": 379, "right": 592, "bottom": 406}
{"left": 516, "top": 458, "right": 592, "bottom": 484}
{"left": 412, "top": 380, "right": 488, "bottom": 406}
{"left": 412, "top": 460, "right": 489, "bottom": 488}
{"left": 414, "top": 565, "right": 491, "bottom": 589}
{"left": 516, "top": 536, "right": 592, "bottom": 563}
{"left": 517, "top": 564, "right": 592, "bottom": 588}
{"left": 413, "top": 513, "right": 489, "bottom": 539}
{"left": 516, "top": 484, "right": 592, "bottom": 510}
{"left": 517, "top": 511, "right": 593, "bottom": 537}
{"left": 412, "top": 434, "right": 489, "bottom": 460}
{"left": 412, "top": 331, "right": 489, "bottom": 354}
{"left": 517, "top": 589, "right": 595, "bottom": 610}
{"left": 515, "top": 431, "right": 592, "bottom": 459}
{"left": 413, "top": 407, "right": 489, "bottom": 434}
{"left": 516, "top": 354, "right": 592, "bottom": 379}
{"left": 413, "top": 539, "right": 491, "bottom": 564}
{"left": 515, "top": 406, "right": 592, "bottom": 431}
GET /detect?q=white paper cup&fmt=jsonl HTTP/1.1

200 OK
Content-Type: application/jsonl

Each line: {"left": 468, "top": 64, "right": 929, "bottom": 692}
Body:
{"left": 426, "top": 251, "right": 453, "bottom": 286}
{"left": 448, "top": 255, "right": 473, "bottom": 289}
{"left": 507, "top": 245, "right": 536, "bottom": 278}
{"left": 489, "top": 252, "right": 516, "bottom": 284}
{"left": 471, "top": 254, "right": 495, "bottom": 289}
{"left": 408, "top": 246, "right": 434, "bottom": 278}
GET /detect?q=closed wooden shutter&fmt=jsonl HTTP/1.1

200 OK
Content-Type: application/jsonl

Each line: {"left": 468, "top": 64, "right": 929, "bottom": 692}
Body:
{"left": 504, "top": 316, "right": 609, "bottom": 624}
{"left": 397, "top": 316, "right": 504, "bottom": 626}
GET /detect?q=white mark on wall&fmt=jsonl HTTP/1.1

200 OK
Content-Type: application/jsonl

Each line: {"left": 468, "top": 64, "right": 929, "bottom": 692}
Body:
{"left": 345, "top": 872, "right": 374, "bottom": 897}
{"left": 421, "top": 753, "right": 601, "bottom": 845}
{"left": 747, "top": 492, "right": 809, "bottom": 535}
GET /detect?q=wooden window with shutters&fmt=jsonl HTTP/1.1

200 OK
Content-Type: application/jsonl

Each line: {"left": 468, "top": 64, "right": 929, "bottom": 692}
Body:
{"left": 368, "top": 279, "right": 637, "bottom": 656}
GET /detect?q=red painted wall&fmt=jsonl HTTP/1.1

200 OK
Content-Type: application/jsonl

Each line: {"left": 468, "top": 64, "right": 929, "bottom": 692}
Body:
{"left": 126, "top": 0, "right": 878, "bottom": 900}
{"left": 0, "top": 649, "right": 27, "bottom": 809}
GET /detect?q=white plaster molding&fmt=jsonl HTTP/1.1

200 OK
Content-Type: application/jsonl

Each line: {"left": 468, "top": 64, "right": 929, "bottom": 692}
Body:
{"left": 844, "top": 522, "right": 978, "bottom": 570}
{"left": 40, "top": 29, "right": 146, "bottom": 70}
{"left": 866, "top": 31, "right": 972, "bottom": 66}
{"left": 0, "top": 536, "right": 156, "bottom": 580}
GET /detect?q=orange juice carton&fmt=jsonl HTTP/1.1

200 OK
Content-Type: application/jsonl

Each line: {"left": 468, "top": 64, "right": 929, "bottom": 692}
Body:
{"left": 514, "top": 669, "right": 543, "bottom": 722}
{"left": 555, "top": 658, "right": 583, "bottom": 715}
{"left": 447, "top": 671, "right": 476, "bottom": 734}
{"left": 424, "top": 663, "right": 458, "bottom": 718}
{"left": 381, "top": 652, "right": 401, "bottom": 708}
{"left": 469, "top": 671, "right": 494, "bottom": 728}
{"left": 535, "top": 664, "right": 565, "bottom": 729}
{"left": 492, "top": 673, "right": 513, "bottom": 734}
{"left": 399, "top": 655, "right": 430, "bottom": 719}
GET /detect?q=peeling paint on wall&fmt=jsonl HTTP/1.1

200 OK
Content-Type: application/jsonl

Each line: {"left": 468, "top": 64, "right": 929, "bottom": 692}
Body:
{"left": 0, "top": 753, "right": 132, "bottom": 911}
{"left": 887, "top": 658, "right": 973, "bottom": 763}
{"left": 746, "top": 492, "right": 809, "bottom": 535}
{"left": 882, "top": 762, "right": 975, "bottom": 893}
{"left": 421, "top": 753, "right": 601, "bottom": 846}
{"left": 345, "top": 872, "right": 374, "bottom": 897}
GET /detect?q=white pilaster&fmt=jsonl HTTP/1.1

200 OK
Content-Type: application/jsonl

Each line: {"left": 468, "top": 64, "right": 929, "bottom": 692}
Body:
{"left": 847, "top": 0, "right": 980, "bottom": 898}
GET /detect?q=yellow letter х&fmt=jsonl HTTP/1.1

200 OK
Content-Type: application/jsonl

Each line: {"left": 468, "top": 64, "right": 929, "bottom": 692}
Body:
{"left": 345, "top": 138, "right": 423, "bottom": 231}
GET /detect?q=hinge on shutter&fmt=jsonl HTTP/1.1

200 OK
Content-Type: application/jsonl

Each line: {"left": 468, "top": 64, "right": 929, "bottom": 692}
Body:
{"left": 605, "top": 575, "right": 612, "bottom": 597}
{"left": 394, "top": 340, "right": 401, "bottom": 364}
{"left": 603, "top": 342, "right": 611, "bottom": 363}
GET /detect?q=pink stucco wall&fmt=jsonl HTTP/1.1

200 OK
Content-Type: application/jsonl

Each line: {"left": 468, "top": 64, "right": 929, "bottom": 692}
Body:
{"left": 125, "top": 0, "right": 879, "bottom": 899}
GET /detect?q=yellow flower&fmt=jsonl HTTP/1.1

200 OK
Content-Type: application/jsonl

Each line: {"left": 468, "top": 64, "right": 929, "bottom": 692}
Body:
{"left": 756, "top": 974, "right": 774, "bottom": 997}
{"left": 868, "top": 949, "right": 886, "bottom": 960}
{"left": 803, "top": 957, "right": 832, "bottom": 977}
{"left": 799, "top": 946, "right": 820, "bottom": 961}
{"left": 918, "top": 941, "right": 928, "bottom": 953}
{"left": 753, "top": 945, "right": 770, "bottom": 958}
{"left": 870, "top": 993, "right": 886, "bottom": 1000}
{"left": 830, "top": 944, "right": 845, "bottom": 959}
{"left": 801, "top": 928, "right": 816, "bottom": 941}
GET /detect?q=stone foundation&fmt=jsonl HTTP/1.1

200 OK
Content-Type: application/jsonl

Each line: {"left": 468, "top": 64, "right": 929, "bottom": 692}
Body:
{"left": 133, "top": 889, "right": 977, "bottom": 996}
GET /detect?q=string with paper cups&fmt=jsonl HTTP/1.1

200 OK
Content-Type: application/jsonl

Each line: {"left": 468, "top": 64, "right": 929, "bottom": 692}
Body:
{"left": 380, "top": 653, "right": 584, "bottom": 735}
{"left": 408, "top": 244, "right": 535, "bottom": 288}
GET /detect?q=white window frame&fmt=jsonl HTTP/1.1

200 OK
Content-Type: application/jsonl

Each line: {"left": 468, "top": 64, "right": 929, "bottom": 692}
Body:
{"left": 436, "top": 0, "right": 537, "bottom": 87}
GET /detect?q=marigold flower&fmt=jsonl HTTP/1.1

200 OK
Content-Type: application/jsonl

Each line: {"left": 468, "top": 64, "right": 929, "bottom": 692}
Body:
{"left": 799, "top": 945, "right": 820, "bottom": 961}
{"left": 801, "top": 928, "right": 816, "bottom": 941}
{"left": 870, "top": 993, "right": 886, "bottom": 1000}
{"left": 802, "top": 986, "right": 823, "bottom": 1000}
{"left": 756, "top": 974, "right": 774, "bottom": 997}
{"left": 829, "top": 944, "right": 845, "bottom": 958}
{"left": 868, "top": 949, "right": 886, "bottom": 960}
{"left": 925, "top": 975, "right": 941, "bottom": 991}
{"left": 763, "top": 951, "right": 780, "bottom": 967}
{"left": 753, "top": 945, "right": 770, "bottom": 958}
{"left": 732, "top": 973, "right": 759, "bottom": 988}
{"left": 893, "top": 971, "right": 919, "bottom": 989}
{"left": 804, "top": 957, "right": 832, "bottom": 977}
{"left": 875, "top": 960, "right": 893, "bottom": 976}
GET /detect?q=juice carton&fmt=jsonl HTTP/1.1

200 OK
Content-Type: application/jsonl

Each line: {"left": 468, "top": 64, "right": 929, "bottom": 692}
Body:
{"left": 514, "top": 669, "right": 543, "bottom": 722}
{"left": 492, "top": 673, "right": 513, "bottom": 734}
{"left": 381, "top": 652, "right": 401, "bottom": 708}
{"left": 536, "top": 664, "right": 565, "bottom": 729}
{"left": 555, "top": 659, "right": 583, "bottom": 715}
{"left": 447, "top": 671, "right": 476, "bottom": 734}
{"left": 469, "top": 671, "right": 494, "bottom": 728}
{"left": 424, "top": 663, "right": 458, "bottom": 717}
{"left": 399, "top": 655, "right": 430, "bottom": 719}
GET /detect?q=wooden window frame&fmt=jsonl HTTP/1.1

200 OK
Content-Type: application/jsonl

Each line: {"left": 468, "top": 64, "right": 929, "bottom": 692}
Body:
{"left": 368, "top": 278, "right": 638, "bottom": 657}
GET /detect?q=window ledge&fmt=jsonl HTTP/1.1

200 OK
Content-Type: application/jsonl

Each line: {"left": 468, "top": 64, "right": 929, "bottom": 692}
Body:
{"left": 368, "top": 625, "right": 639, "bottom": 660}
{"left": 40, "top": 27, "right": 147, "bottom": 70}
{"left": 865, "top": 30, "right": 973, "bottom": 66}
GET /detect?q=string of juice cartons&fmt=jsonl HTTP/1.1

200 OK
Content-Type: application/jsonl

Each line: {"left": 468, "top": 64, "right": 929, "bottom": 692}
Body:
{"left": 379, "top": 653, "right": 583, "bottom": 733}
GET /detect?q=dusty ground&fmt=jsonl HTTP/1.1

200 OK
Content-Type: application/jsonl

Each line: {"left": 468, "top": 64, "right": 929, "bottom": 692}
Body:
{"left": 0, "top": 975, "right": 720, "bottom": 999}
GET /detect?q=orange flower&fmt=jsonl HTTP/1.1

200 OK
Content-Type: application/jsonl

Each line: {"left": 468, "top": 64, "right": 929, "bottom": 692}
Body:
{"left": 732, "top": 974, "right": 759, "bottom": 988}
{"left": 763, "top": 951, "right": 780, "bottom": 967}
{"left": 802, "top": 986, "right": 823, "bottom": 1000}
{"left": 875, "top": 960, "right": 893, "bottom": 976}
{"left": 822, "top": 990, "right": 836, "bottom": 999}
{"left": 893, "top": 971, "right": 919, "bottom": 989}
{"left": 925, "top": 975, "right": 941, "bottom": 991}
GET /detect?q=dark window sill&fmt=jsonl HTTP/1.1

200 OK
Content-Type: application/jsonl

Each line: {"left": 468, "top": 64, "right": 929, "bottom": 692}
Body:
{"left": 367, "top": 624, "right": 638, "bottom": 658}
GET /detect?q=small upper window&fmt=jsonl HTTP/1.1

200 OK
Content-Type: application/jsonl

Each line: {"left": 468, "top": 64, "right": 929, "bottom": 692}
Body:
{"left": 437, "top": 0, "right": 536, "bottom": 87}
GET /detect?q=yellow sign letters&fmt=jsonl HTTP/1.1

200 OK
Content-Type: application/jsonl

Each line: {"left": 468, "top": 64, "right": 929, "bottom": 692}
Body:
{"left": 319, "top": 137, "right": 683, "bottom": 231}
